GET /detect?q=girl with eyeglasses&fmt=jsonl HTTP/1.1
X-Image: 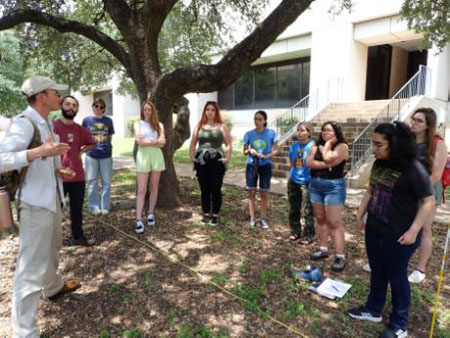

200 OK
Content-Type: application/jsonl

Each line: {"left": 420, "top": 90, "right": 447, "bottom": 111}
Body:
{"left": 306, "top": 121, "right": 348, "bottom": 272}
{"left": 348, "top": 122, "right": 435, "bottom": 338}
{"left": 189, "top": 101, "right": 232, "bottom": 226}
{"left": 82, "top": 98, "right": 115, "bottom": 215}
{"left": 407, "top": 108, "right": 447, "bottom": 283}
{"left": 133, "top": 100, "right": 166, "bottom": 234}
{"left": 243, "top": 110, "right": 280, "bottom": 229}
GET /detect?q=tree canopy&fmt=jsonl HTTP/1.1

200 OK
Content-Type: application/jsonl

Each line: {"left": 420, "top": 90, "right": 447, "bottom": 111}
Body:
{"left": 0, "top": 0, "right": 448, "bottom": 206}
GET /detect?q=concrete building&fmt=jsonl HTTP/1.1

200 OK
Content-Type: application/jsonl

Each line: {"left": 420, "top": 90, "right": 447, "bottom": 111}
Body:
{"left": 74, "top": 0, "right": 449, "bottom": 151}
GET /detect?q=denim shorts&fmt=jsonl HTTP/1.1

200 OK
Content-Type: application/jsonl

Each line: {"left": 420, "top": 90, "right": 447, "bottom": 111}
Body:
{"left": 246, "top": 164, "right": 272, "bottom": 191}
{"left": 309, "top": 177, "right": 346, "bottom": 206}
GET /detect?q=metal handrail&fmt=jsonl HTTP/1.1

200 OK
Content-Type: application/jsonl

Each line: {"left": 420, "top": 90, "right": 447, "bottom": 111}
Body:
{"left": 273, "top": 95, "right": 309, "bottom": 145}
{"left": 350, "top": 65, "right": 430, "bottom": 175}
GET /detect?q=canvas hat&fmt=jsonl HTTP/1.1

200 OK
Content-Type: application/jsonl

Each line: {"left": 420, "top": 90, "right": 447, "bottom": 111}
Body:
{"left": 21, "top": 75, "right": 68, "bottom": 97}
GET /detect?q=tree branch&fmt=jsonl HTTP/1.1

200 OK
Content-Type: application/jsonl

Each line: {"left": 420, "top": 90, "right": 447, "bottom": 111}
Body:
{"left": 157, "top": 0, "right": 313, "bottom": 98}
{"left": 0, "top": 8, "right": 131, "bottom": 73}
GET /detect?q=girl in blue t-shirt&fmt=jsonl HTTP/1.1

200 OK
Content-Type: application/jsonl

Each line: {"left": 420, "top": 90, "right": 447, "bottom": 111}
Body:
{"left": 243, "top": 110, "right": 280, "bottom": 229}
{"left": 288, "top": 123, "right": 315, "bottom": 244}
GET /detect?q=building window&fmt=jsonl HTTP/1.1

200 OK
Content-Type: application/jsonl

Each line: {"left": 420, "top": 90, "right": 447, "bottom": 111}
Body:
{"left": 94, "top": 90, "right": 113, "bottom": 116}
{"left": 219, "top": 58, "right": 310, "bottom": 110}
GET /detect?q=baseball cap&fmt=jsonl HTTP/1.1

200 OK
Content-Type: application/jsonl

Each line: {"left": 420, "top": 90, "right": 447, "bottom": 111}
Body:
{"left": 21, "top": 75, "right": 68, "bottom": 97}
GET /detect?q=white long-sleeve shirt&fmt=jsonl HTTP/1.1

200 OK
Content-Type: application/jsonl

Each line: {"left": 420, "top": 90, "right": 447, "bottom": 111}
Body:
{"left": 0, "top": 107, "right": 64, "bottom": 213}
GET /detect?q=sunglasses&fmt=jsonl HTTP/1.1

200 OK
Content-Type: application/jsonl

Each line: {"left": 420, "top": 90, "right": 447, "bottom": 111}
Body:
{"left": 93, "top": 104, "right": 105, "bottom": 110}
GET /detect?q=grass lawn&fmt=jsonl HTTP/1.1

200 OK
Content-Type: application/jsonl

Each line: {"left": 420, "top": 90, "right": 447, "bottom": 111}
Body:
{"left": 113, "top": 137, "right": 247, "bottom": 169}
{"left": 1, "top": 170, "right": 447, "bottom": 337}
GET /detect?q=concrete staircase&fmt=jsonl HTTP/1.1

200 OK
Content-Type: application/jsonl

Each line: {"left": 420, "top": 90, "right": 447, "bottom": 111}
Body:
{"left": 273, "top": 100, "right": 390, "bottom": 178}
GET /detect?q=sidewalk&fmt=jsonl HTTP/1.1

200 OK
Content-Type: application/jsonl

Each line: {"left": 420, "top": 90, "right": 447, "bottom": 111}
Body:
{"left": 113, "top": 155, "right": 450, "bottom": 225}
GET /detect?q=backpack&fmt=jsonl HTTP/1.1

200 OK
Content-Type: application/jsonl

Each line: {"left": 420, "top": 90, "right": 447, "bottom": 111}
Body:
{"left": 432, "top": 135, "right": 450, "bottom": 203}
{"left": 0, "top": 116, "right": 42, "bottom": 226}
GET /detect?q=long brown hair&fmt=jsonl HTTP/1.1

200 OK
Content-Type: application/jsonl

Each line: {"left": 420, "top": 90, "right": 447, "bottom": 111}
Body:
{"left": 198, "top": 101, "right": 223, "bottom": 129}
{"left": 140, "top": 100, "right": 161, "bottom": 136}
{"left": 412, "top": 108, "right": 437, "bottom": 171}
{"left": 297, "top": 122, "right": 312, "bottom": 140}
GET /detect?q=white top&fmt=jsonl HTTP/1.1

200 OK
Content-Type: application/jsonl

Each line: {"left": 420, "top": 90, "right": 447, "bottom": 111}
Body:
{"left": 0, "top": 107, "right": 64, "bottom": 212}
{"left": 139, "top": 121, "right": 158, "bottom": 141}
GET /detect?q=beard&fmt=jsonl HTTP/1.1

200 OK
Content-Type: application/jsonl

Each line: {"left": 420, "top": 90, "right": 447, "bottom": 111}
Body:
{"left": 61, "top": 108, "right": 77, "bottom": 120}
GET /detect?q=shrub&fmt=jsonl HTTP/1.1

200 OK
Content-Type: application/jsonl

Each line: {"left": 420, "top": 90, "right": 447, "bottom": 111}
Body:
{"left": 126, "top": 116, "right": 140, "bottom": 137}
{"left": 276, "top": 116, "right": 299, "bottom": 135}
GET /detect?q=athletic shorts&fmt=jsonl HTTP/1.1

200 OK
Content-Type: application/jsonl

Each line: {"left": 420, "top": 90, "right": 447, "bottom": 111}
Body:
{"left": 136, "top": 146, "right": 165, "bottom": 172}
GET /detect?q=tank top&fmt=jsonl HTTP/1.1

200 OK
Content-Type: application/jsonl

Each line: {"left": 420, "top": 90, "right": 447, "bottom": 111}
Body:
{"left": 139, "top": 121, "right": 158, "bottom": 141}
{"left": 197, "top": 126, "right": 225, "bottom": 157}
{"left": 310, "top": 147, "right": 346, "bottom": 179}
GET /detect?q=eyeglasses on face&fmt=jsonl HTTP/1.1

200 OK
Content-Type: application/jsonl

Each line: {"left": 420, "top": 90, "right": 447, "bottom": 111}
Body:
{"left": 411, "top": 117, "right": 425, "bottom": 124}
{"left": 93, "top": 104, "right": 105, "bottom": 110}
{"left": 371, "top": 141, "right": 388, "bottom": 148}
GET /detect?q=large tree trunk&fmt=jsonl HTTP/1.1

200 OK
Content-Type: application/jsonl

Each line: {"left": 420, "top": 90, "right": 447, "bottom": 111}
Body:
{"left": 153, "top": 96, "right": 191, "bottom": 208}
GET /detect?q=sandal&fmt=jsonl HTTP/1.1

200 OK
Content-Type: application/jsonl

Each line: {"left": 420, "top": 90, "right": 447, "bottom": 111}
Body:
{"left": 289, "top": 233, "right": 301, "bottom": 241}
{"left": 300, "top": 236, "right": 314, "bottom": 245}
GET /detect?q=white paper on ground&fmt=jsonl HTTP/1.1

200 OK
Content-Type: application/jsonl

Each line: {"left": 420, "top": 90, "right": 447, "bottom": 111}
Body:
{"left": 316, "top": 278, "right": 352, "bottom": 299}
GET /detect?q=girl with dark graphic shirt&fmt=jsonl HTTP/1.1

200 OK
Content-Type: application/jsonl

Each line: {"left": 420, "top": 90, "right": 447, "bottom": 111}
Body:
{"left": 348, "top": 122, "right": 434, "bottom": 338}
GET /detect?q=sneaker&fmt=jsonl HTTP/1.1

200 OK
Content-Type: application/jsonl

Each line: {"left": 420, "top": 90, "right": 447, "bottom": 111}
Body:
{"left": 261, "top": 219, "right": 269, "bottom": 229}
{"left": 101, "top": 209, "right": 109, "bottom": 216}
{"left": 72, "top": 236, "right": 95, "bottom": 246}
{"left": 90, "top": 206, "right": 101, "bottom": 216}
{"left": 347, "top": 306, "right": 382, "bottom": 323}
{"left": 379, "top": 328, "right": 407, "bottom": 338}
{"left": 249, "top": 219, "right": 256, "bottom": 228}
{"left": 310, "top": 249, "right": 329, "bottom": 261}
{"left": 211, "top": 216, "right": 219, "bottom": 226}
{"left": 331, "top": 256, "right": 347, "bottom": 272}
{"left": 135, "top": 220, "right": 144, "bottom": 234}
{"left": 408, "top": 269, "right": 425, "bottom": 284}
{"left": 201, "top": 215, "right": 210, "bottom": 224}
{"left": 147, "top": 213, "right": 155, "bottom": 228}
{"left": 362, "top": 263, "right": 371, "bottom": 272}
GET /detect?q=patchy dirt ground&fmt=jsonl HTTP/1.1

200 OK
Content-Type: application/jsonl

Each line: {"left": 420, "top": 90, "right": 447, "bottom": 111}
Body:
{"left": 0, "top": 169, "right": 448, "bottom": 338}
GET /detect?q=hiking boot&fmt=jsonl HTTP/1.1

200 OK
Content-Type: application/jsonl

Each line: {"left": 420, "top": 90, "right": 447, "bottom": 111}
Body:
{"left": 135, "top": 220, "right": 144, "bottom": 234}
{"left": 47, "top": 278, "right": 81, "bottom": 301}
{"left": 331, "top": 256, "right": 347, "bottom": 272}
{"left": 261, "top": 219, "right": 269, "bottom": 229}
{"left": 379, "top": 328, "right": 407, "bottom": 338}
{"left": 201, "top": 215, "right": 210, "bottom": 224}
{"left": 72, "top": 236, "right": 95, "bottom": 246}
{"left": 211, "top": 216, "right": 219, "bottom": 226}
{"left": 347, "top": 306, "right": 382, "bottom": 323}
{"left": 249, "top": 219, "right": 256, "bottom": 228}
{"left": 408, "top": 269, "right": 425, "bottom": 284}
{"left": 310, "top": 249, "right": 328, "bottom": 261}
{"left": 147, "top": 213, "right": 155, "bottom": 228}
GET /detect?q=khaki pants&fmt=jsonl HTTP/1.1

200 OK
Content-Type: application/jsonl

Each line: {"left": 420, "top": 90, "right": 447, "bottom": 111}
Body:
{"left": 12, "top": 200, "right": 63, "bottom": 338}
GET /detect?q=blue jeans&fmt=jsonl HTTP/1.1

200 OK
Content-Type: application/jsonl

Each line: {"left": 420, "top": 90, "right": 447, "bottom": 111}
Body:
{"left": 85, "top": 156, "right": 113, "bottom": 211}
{"left": 365, "top": 224, "right": 421, "bottom": 331}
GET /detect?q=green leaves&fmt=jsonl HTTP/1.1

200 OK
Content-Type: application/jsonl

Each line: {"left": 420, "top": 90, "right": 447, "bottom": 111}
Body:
{"left": 400, "top": 0, "right": 449, "bottom": 51}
